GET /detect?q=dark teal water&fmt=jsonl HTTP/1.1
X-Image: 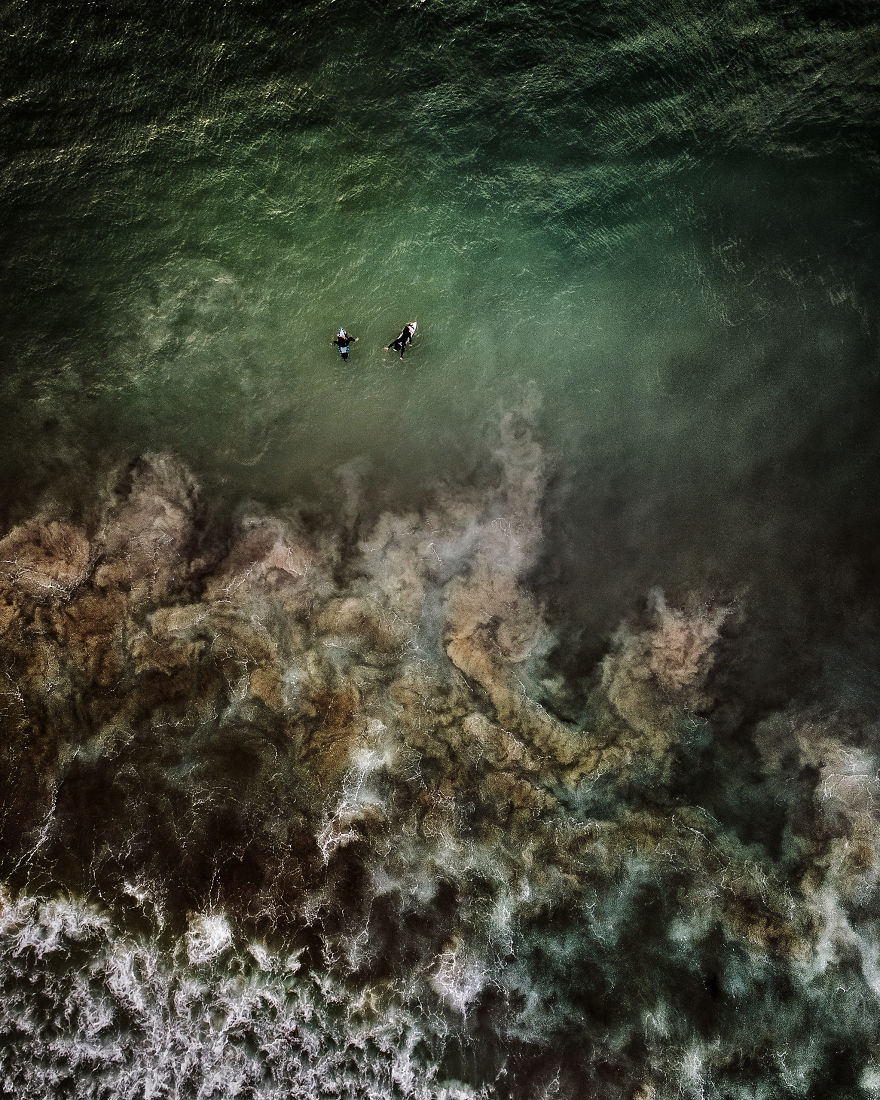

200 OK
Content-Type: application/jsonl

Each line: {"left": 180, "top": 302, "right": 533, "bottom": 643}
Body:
{"left": 2, "top": 2, "right": 880, "bottom": 1097}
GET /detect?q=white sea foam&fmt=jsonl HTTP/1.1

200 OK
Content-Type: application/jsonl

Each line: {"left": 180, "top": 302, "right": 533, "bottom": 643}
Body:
{"left": 0, "top": 893, "right": 487, "bottom": 1100}
{"left": 185, "top": 912, "right": 234, "bottom": 966}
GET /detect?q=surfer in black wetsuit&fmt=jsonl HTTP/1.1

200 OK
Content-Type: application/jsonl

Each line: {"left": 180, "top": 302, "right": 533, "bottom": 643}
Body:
{"left": 333, "top": 330, "right": 357, "bottom": 358}
{"left": 385, "top": 321, "right": 417, "bottom": 359}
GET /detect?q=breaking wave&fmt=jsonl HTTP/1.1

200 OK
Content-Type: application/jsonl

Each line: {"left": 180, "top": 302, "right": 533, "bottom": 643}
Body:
{"left": 2, "top": 402, "right": 879, "bottom": 1098}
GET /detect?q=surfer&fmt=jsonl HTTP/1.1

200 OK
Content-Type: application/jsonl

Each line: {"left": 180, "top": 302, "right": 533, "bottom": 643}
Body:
{"left": 333, "top": 329, "right": 358, "bottom": 359}
{"left": 385, "top": 321, "right": 417, "bottom": 359}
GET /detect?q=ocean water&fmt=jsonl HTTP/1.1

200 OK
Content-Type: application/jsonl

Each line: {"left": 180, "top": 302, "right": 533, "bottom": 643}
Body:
{"left": 2, "top": 1, "right": 880, "bottom": 1096}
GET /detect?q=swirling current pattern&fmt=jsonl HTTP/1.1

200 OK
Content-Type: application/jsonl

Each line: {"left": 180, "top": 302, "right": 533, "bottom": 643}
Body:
{"left": 2, "top": 406, "right": 879, "bottom": 1098}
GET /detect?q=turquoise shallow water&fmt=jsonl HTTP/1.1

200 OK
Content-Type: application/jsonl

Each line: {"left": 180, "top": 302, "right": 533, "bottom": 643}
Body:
{"left": 2, "top": 1, "right": 880, "bottom": 1096}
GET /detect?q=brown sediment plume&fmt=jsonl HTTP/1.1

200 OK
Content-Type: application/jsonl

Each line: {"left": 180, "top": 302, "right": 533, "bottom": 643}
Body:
{"left": 601, "top": 587, "right": 728, "bottom": 740}
{"left": 0, "top": 518, "right": 91, "bottom": 600}
{"left": 204, "top": 514, "right": 331, "bottom": 610}
{"left": 3, "top": 408, "right": 879, "bottom": 1100}
{"left": 0, "top": 413, "right": 787, "bottom": 911}
{"left": 95, "top": 453, "right": 202, "bottom": 605}
{"left": 0, "top": 410, "right": 582, "bottom": 899}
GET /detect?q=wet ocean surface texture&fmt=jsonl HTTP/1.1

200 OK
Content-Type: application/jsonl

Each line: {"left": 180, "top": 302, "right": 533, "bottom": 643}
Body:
{"left": 2, "top": 1, "right": 880, "bottom": 1097}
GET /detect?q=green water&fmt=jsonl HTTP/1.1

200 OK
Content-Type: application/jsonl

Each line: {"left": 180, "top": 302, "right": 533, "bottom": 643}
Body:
{"left": 3, "top": 1, "right": 877, "bottom": 529}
